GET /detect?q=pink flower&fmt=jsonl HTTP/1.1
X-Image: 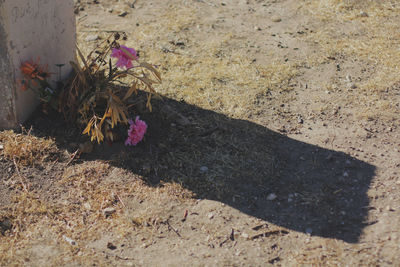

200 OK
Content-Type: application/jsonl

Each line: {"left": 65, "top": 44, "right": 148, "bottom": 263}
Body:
{"left": 125, "top": 116, "right": 147, "bottom": 146}
{"left": 111, "top": 45, "right": 138, "bottom": 69}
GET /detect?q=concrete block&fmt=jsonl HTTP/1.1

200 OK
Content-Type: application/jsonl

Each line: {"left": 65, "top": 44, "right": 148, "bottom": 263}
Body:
{"left": 0, "top": 0, "right": 75, "bottom": 129}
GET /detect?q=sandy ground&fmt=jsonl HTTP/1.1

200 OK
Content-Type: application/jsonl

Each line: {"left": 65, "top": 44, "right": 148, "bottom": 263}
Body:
{"left": 1, "top": 0, "right": 400, "bottom": 266}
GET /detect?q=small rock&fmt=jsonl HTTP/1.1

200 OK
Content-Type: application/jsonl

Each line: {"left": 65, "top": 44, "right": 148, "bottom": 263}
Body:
{"left": 241, "top": 233, "right": 249, "bottom": 239}
{"left": 200, "top": 166, "right": 209, "bottom": 172}
{"left": 118, "top": 11, "right": 129, "bottom": 17}
{"left": 360, "top": 11, "right": 369, "bottom": 17}
{"left": 79, "top": 141, "right": 93, "bottom": 154}
{"left": 107, "top": 242, "right": 117, "bottom": 250}
{"left": 84, "top": 202, "right": 91, "bottom": 210}
{"left": 267, "top": 193, "right": 277, "bottom": 201}
{"left": 103, "top": 207, "right": 116, "bottom": 217}
{"left": 254, "top": 26, "right": 262, "bottom": 31}
{"left": 297, "top": 116, "right": 303, "bottom": 124}
{"left": 108, "top": 8, "right": 113, "bottom": 13}
{"left": 0, "top": 218, "right": 12, "bottom": 234}
{"left": 306, "top": 227, "right": 313, "bottom": 235}
{"left": 85, "top": 34, "right": 99, "bottom": 42}
{"left": 207, "top": 212, "right": 214, "bottom": 219}
{"left": 0, "top": 144, "right": 3, "bottom": 150}
{"left": 63, "top": 235, "right": 77, "bottom": 246}
{"left": 350, "top": 83, "right": 357, "bottom": 89}
{"left": 272, "top": 16, "right": 281, "bottom": 22}
{"left": 386, "top": 206, "right": 395, "bottom": 212}
{"left": 343, "top": 171, "right": 349, "bottom": 177}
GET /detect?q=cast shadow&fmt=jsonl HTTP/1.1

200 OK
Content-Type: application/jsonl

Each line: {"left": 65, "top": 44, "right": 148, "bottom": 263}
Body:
{"left": 27, "top": 93, "right": 376, "bottom": 243}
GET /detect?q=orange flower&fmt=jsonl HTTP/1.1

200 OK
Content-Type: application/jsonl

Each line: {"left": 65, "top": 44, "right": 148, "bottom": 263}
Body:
{"left": 20, "top": 58, "right": 51, "bottom": 82}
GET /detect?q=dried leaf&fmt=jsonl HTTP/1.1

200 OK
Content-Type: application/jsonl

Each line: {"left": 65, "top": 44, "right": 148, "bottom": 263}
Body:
{"left": 70, "top": 61, "right": 87, "bottom": 86}
{"left": 76, "top": 45, "right": 89, "bottom": 71}
{"left": 140, "top": 62, "right": 162, "bottom": 82}
{"left": 123, "top": 82, "right": 137, "bottom": 101}
{"left": 146, "top": 93, "right": 153, "bottom": 112}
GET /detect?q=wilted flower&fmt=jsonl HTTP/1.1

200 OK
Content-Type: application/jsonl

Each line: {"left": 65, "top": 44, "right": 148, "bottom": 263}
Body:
{"left": 125, "top": 116, "right": 147, "bottom": 146}
{"left": 20, "top": 58, "right": 51, "bottom": 81}
{"left": 111, "top": 45, "right": 138, "bottom": 69}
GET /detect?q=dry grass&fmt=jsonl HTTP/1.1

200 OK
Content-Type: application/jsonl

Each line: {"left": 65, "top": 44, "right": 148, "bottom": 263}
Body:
{"left": 0, "top": 159, "right": 192, "bottom": 265}
{"left": 302, "top": 0, "right": 400, "bottom": 120}
{"left": 146, "top": 44, "right": 298, "bottom": 119}
{"left": 0, "top": 129, "right": 57, "bottom": 166}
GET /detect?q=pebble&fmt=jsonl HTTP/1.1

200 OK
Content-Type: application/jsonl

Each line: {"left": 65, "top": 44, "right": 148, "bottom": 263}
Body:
{"left": 297, "top": 116, "right": 303, "bottom": 124}
{"left": 254, "top": 26, "right": 262, "bottom": 31}
{"left": 84, "top": 202, "right": 91, "bottom": 210}
{"left": 207, "top": 213, "right": 214, "bottom": 219}
{"left": 272, "top": 17, "right": 282, "bottom": 22}
{"left": 79, "top": 141, "right": 93, "bottom": 154}
{"left": 118, "top": 11, "right": 129, "bottom": 17}
{"left": 103, "top": 207, "right": 116, "bottom": 217}
{"left": 241, "top": 233, "right": 249, "bottom": 239}
{"left": 267, "top": 193, "right": 277, "bottom": 201}
{"left": 305, "top": 227, "right": 313, "bottom": 235}
{"left": 200, "top": 166, "right": 209, "bottom": 172}
{"left": 386, "top": 205, "right": 395, "bottom": 212}
{"left": 63, "top": 235, "right": 77, "bottom": 246}
{"left": 85, "top": 34, "right": 99, "bottom": 42}
{"left": 360, "top": 11, "right": 369, "bottom": 17}
{"left": 343, "top": 171, "right": 349, "bottom": 177}
{"left": 0, "top": 144, "right": 3, "bottom": 150}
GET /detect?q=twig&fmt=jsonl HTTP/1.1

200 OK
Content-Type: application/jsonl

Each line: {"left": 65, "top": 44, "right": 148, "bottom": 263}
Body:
{"left": 78, "top": 14, "right": 88, "bottom": 22}
{"left": 166, "top": 220, "right": 181, "bottom": 237}
{"left": 219, "top": 237, "right": 229, "bottom": 247}
{"left": 116, "top": 192, "right": 126, "bottom": 208}
{"left": 66, "top": 149, "right": 80, "bottom": 166}
{"left": 13, "top": 159, "right": 29, "bottom": 192}
{"left": 181, "top": 209, "right": 188, "bottom": 222}
{"left": 250, "top": 230, "right": 289, "bottom": 240}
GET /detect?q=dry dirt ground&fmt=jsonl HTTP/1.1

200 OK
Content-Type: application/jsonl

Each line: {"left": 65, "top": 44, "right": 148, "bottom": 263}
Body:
{"left": 1, "top": 0, "right": 400, "bottom": 266}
